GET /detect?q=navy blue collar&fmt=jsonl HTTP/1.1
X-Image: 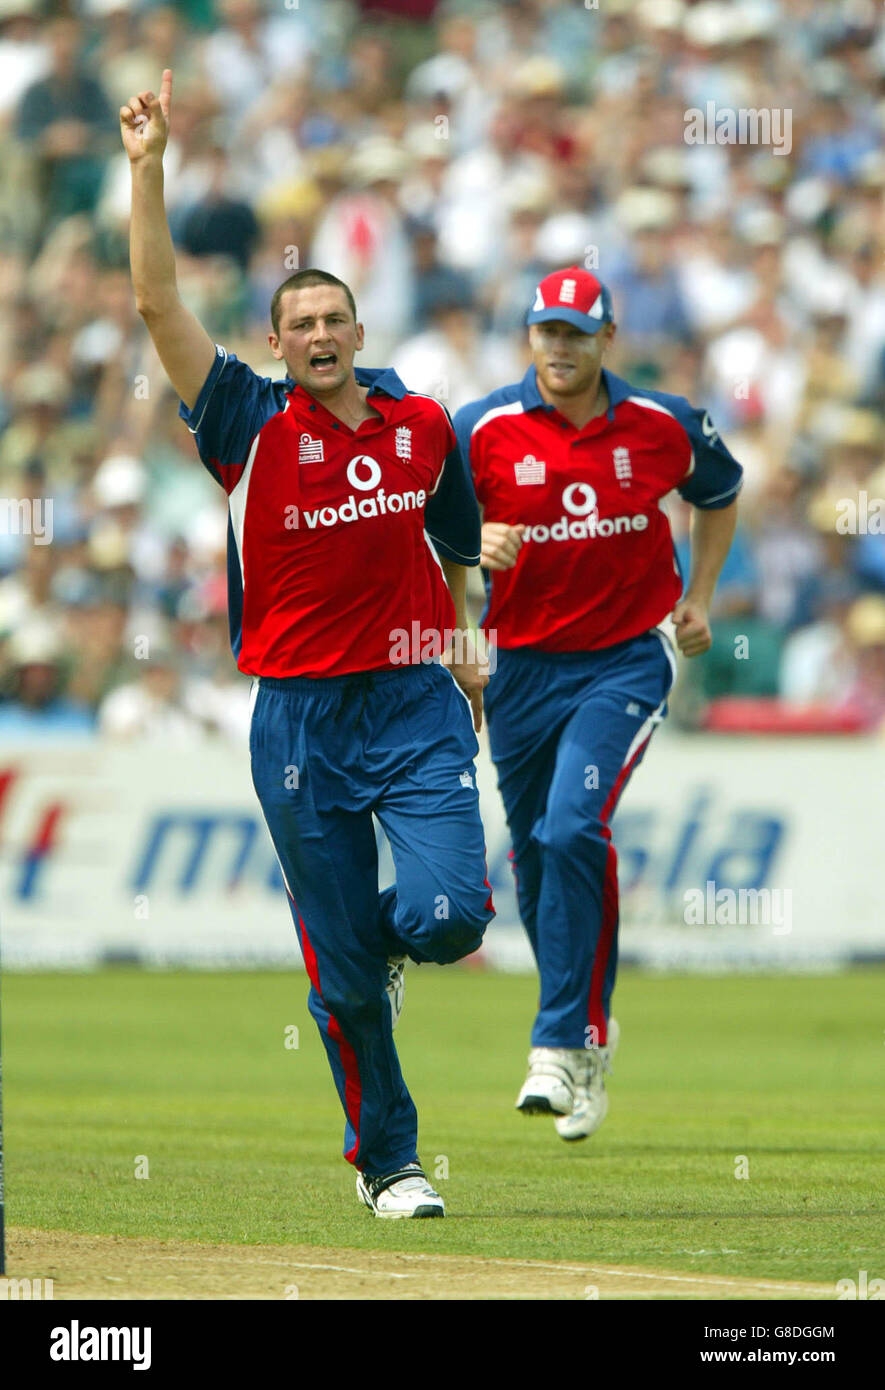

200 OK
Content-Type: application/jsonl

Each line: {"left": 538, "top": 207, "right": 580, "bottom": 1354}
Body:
{"left": 519, "top": 365, "right": 632, "bottom": 422}
{"left": 283, "top": 366, "right": 407, "bottom": 400}
{"left": 355, "top": 366, "right": 408, "bottom": 399}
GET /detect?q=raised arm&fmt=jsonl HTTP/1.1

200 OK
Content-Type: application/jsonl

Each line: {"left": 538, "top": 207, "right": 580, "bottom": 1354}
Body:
{"left": 121, "top": 69, "right": 216, "bottom": 411}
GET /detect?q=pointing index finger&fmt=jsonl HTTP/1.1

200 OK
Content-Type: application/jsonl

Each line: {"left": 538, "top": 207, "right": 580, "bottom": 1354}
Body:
{"left": 159, "top": 68, "right": 172, "bottom": 120}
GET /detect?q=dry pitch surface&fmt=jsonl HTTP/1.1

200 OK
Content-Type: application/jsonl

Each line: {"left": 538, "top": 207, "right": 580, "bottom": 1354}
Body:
{"left": 9, "top": 1228, "right": 835, "bottom": 1301}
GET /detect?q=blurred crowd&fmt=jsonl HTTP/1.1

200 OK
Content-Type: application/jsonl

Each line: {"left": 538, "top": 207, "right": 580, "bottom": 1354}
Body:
{"left": 0, "top": 0, "right": 884, "bottom": 739}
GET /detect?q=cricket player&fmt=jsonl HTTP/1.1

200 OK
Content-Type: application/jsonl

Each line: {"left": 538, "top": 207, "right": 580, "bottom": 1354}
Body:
{"left": 122, "top": 72, "right": 494, "bottom": 1216}
{"left": 454, "top": 267, "right": 742, "bottom": 1140}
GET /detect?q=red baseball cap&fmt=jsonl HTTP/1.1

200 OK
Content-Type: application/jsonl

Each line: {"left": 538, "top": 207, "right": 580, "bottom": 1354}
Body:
{"left": 526, "top": 266, "right": 614, "bottom": 334}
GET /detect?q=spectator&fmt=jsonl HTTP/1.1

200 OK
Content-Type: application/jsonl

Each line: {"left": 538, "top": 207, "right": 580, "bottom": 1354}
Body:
{"left": 177, "top": 144, "right": 260, "bottom": 272}
{"left": 838, "top": 595, "right": 885, "bottom": 731}
{"left": 98, "top": 646, "right": 207, "bottom": 742}
{"left": 310, "top": 137, "right": 414, "bottom": 360}
{"left": 14, "top": 14, "right": 115, "bottom": 244}
{"left": 391, "top": 283, "right": 521, "bottom": 413}
{"left": 608, "top": 204, "right": 694, "bottom": 356}
{"left": 406, "top": 220, "right": 471, "bottom": 330}
{"left": 0, "top": 621, "right": 94, "bottom": 733}
{"left": 0, "top": 0, "right": 48, "bottom": 129}
{"left": 201, "top": 0, "right": 312, "bottom": 118}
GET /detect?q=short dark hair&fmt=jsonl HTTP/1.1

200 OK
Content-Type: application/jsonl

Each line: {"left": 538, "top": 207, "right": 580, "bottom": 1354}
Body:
{"left": 270, "top": 270, "right": 358, "bottom": 336}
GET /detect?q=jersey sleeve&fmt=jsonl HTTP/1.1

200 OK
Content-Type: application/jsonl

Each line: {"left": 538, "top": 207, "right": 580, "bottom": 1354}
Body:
{"left": 673, "top": 402, "right": 744, "bottom": 510}
{"left": 424, "top": 407, "right": 482, "bottom": 565}
{"left": 178, "top": 346, "right": 282, "bottom": 494}
{"left": 452, "top": 399, "right": 487, "bottom": 503}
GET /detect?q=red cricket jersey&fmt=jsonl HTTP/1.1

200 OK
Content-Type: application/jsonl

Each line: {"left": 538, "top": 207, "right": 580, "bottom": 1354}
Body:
{"left": 454, "top": 366, "right": 743, "bottom": 652}
{"left": 179, "top": 348, "right": 481, "bottom": 677}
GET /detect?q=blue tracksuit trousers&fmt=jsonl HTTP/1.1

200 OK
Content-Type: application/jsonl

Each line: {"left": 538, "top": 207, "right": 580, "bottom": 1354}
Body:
{"left": 249, "top": 662, "right": 494, "bottom": 1176}
{"left": 484, "top": 630, "right": 675, "bottom": 1048}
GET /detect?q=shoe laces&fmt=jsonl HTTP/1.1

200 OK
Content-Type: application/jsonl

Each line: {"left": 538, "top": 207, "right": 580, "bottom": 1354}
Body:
{"left": 577, "top": 1042, "right": 612, "bottom": 1089}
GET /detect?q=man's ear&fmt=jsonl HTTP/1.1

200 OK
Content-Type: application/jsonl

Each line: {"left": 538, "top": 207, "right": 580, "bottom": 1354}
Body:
{"left": 354, "top": 321, "right": 365, "bottom": 353}
{"left": 268, "top": 332, "right": 283, "bottom": 360}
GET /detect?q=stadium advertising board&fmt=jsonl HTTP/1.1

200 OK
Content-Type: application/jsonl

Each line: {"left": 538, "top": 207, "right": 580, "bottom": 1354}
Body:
{"left": 0, "top": 737, "right": 880, "bottom": 970}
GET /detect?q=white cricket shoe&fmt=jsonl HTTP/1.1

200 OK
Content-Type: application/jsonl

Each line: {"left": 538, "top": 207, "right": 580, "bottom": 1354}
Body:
{"left": 386, "top": 954, "right": 406, "bottom": 1029}
{"left": 357, "top": 1163, "right": 445, "bottom": 1218}
{"left": 515, "top": 1047, "right": 578, "bottom": 1116}
{"left": 555, "top": 1017, "right": 620, "bottom": 1142}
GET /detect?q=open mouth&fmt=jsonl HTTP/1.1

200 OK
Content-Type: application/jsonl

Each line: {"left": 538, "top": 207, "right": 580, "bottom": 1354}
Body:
{"left": 310, "top": 352, "right": 338, "bottom": 371}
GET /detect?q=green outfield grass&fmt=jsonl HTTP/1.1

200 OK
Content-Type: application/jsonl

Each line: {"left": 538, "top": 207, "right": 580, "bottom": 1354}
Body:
{"left": 3, "top": 968, "right": 883, "bottom": 1284}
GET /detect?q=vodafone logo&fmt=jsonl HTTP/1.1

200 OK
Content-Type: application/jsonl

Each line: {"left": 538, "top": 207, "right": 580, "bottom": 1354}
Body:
{"left": 346, "top": 454, "right": 382, "bottom": 491}
{"left": 562, "top": 483, "right": 597, "bottom": 516}
{"left": 522, "top": 483, "right": 649, "bottom": 545}
{"left": 295, "top": 453, "right": 426, "bottom": 530}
